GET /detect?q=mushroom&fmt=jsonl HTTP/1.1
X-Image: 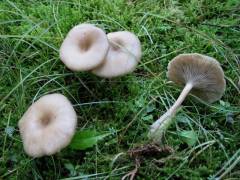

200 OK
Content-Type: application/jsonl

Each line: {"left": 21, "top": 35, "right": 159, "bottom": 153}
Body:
{"left": 18, "top": 93, "right": 77, "bottom": 157}
{"left": 149, "top": 53, "right": 226, "bottom": 142}
{"left": 92, "top": 31, "right": 141, "bottom": 78}
{"left": 60, "top": 24, "right": 109, "bottom": 71}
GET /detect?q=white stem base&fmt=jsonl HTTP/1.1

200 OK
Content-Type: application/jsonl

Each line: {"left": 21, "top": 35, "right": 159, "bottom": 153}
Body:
{"left": 149, "top": 83, "right": 193, "bottom": 142}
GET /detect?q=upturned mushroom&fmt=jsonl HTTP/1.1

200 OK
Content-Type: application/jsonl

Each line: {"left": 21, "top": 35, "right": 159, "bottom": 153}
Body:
{"left": 60, "top": 24, "right": 109, "bottom": 71}
{"left": 92, "top": 31, "right": 141, "bottom": 78}
{"left": 149, "top": 53, "right": 226, "bottom": 142}
{"left": 18, "top": 93, "right": 77, "bottom": 157}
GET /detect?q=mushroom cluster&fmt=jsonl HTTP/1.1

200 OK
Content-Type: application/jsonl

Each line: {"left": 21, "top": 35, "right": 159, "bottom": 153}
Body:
{"left": 149, "top": 53, "right": 226, "bottom": 142}
{"left": 60, "top": 24, "right": 142, "bottom": 78}
{"left": 18, "top": 24, "right": 142, "bottom": 157}
{"left": 18, "top": 23, "right": 227, "bottom": 159}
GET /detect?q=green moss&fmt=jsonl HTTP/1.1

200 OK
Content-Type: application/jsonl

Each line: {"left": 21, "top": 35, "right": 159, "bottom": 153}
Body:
{"left": 0, "top": 0, "right": 239, "bottom": 179}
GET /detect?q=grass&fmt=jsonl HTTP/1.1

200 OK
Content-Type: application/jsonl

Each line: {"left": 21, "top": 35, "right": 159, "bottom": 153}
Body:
{"left": 0, "top": 0, "right": 240, "bottom": 179}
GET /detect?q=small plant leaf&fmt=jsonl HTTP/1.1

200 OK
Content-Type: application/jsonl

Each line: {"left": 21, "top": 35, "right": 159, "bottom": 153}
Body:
{"left": 146, "top": 104, "right": 155, "bottom": 113}
{"left": 64, "top": 163, "right": 76, "bottom": 176}
{"left": 178, "top": 130, "right": 198, "bottom": 146}
{"left": 69, "top": 130, "right": 110, "bottom": 150}
{"left": 176, "top": 115, "right": 190, "bottom": 124}
{"left": 142, "top": 115, "right": 153, "bottom": 121}
{"left": 5, "top": 126, "right": 15, "bottom": 137}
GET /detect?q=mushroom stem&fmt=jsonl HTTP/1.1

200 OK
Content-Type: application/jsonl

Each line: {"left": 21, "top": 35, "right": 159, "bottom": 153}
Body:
{"left": 149, "top": 82, "right": 193, "bottom": 143}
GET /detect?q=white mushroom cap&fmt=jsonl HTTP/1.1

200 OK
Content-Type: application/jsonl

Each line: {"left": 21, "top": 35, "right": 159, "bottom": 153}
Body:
{"left": 60, "top": 24, "right": 109, "bottom": 71}
{"left": 167, "top": 53, "right": 226, "bottom": 103}
{"left": 18, "top": 93, "right": 77, "bottom": 157}
{"left": 92, "top": 31, "right": 141, "bottom": 78}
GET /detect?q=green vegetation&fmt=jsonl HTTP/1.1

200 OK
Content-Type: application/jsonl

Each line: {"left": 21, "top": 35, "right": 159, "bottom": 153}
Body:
{"left": 0, "top": 0, "right": 239, "bottom": 179}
